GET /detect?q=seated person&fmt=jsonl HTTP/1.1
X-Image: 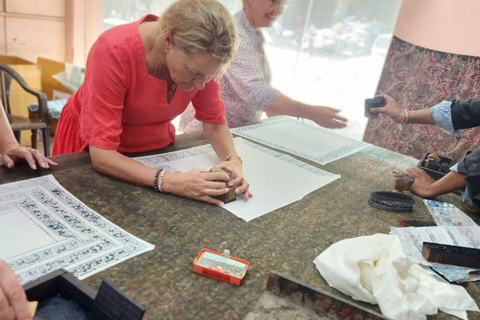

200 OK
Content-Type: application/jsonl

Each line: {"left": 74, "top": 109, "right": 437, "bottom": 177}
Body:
{"left": 179, "top": 0, "right": 348, "bottom": 132}
{"left": 1, "top": 101, "right": 57, "bottom": 170}
{"left": 371, "top": 94, "right": 480, "bottom": 211}
{"left": 53, "top": 0, "right": 251, "bottom": 205}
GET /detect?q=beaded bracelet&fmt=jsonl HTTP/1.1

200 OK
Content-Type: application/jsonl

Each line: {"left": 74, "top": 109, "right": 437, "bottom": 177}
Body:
{"left": 153, "top": 169, "right": 167, "bottom": 193}
{"left": 153, "top": 168, "right": 162, "bottom": 192}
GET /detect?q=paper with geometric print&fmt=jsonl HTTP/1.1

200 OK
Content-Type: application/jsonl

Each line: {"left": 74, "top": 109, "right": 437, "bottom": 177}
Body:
{"left": 230, "top": 117, "right": 369, "bottom": 165}
{"left": 0, "top": 175, "right": 154, "bottom": 285}
{"left": 135, "top": 138, "right": 340, "bottom": 222}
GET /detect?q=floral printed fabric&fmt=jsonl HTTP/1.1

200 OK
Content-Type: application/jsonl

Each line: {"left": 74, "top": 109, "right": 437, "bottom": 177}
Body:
{"left": 364, "top": 36, "right": 480, "bottom": 160}
{"left": 179, "top": 10, "right": 280, "bottom": 133}
{"left": 431, "top": 100, "right": 462, "bottom": 139}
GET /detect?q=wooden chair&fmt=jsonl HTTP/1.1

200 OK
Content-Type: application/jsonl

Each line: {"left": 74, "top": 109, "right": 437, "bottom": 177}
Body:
{"left": 0, "top": 63, "right": 50, "bottom": 156}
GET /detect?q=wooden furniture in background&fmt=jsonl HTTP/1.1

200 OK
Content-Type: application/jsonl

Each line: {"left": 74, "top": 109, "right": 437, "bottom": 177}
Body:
{"left": 0, "top": 63, "right": 50, "bottom": 155}
{"left": 0, "top": 0, "right": 104, "bottom": 66}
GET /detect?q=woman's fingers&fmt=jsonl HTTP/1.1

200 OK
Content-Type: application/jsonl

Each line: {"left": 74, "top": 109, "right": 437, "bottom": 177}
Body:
{"left": 3, "top": 146, "right": 58, "bottom": 170}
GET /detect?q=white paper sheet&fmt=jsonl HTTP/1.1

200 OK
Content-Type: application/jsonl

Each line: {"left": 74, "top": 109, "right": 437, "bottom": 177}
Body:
{"left": 0, "top": 175, "right": 154, "bottom": 285}
{"left": 390, "top": 226, "right": 480, "bottom": 282}
{"left": 230, "top": 117, "right": 369, "bottom": 165}
{"left": 135, "top": 138, "right": 340, "bottom": 222}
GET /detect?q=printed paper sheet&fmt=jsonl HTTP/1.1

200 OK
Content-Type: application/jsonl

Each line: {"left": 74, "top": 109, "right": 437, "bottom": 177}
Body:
{"left": 391, "top": 226, "right": 480, "bottom": 282}
{"left": 135, "top": 138, "right": 340, "bottom": 222}
{"left": 230, "top": 117, "right": 369, "bottom": 165}
{"left": 0, "top": 175, "right": 154, "bottom": 285}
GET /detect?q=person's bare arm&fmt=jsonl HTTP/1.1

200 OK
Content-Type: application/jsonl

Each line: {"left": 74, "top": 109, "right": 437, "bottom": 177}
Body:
{"left": 370, "top": 94, "right": 435, "bottom": 125}
{"left": 266, "top": 94, "right": 347, "bottom": 129}
{"left": 405, "top": 167, "right": 466, "bottom": 198}
{"left": 0, "top": 102, "right": 57, "bottom": 170}
{"left": 89, "top": 145, "right": 232, "bottom": 205}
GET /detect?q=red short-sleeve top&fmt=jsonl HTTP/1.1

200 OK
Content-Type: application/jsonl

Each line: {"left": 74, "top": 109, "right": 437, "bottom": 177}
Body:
{"left": 69, "top": 14, "right": 225, "bottom": 153}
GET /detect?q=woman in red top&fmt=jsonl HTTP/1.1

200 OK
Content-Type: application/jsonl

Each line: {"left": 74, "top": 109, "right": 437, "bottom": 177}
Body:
{"left": 53, "top": 0, "right": 251, "bottom": 205}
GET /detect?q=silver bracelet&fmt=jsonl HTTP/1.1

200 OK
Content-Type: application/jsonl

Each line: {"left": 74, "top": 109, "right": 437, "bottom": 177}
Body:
{"left": 159, "top": 169, "right": 167, "bottom": 193}
{"left": 225, "top": 154, "right": 243, "bottom": 165}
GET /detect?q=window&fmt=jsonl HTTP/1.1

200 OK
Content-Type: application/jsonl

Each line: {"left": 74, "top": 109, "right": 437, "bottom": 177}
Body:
{"left": 103, "top": 0, "right": 401, "bottom": 140}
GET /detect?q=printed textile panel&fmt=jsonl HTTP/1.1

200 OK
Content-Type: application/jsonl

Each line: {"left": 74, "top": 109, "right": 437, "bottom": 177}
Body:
{"left": 364, "top": 36, "right": 480, "bottom": 160}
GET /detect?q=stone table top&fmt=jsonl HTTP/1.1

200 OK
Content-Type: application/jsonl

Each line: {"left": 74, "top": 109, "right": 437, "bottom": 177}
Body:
{"left": 1, "top": 133, "right": 479, "bottom": 320}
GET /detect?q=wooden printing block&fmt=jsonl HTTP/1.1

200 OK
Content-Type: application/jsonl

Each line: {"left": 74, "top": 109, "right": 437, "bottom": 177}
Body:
{"left": 210, "top": 168, "right": 237, "bottom": 204}
{"left": 364, "top": 96, "right": 385, "bottom": 119}
{"left": 215, "top": 187, "right": 236, "bottom": 204}
{"left": 423, "top": 158, "right": 441, "bottom": 171}
{"left": 421, "top": 242, "right": 480, "bottom": 268}
{"left": 391, "top": 170, "right": 414, "bottom": 193}
{"left": 398, "top": 219, "right": 436, "bottom": 227}
{"left": 426, "top": 153, "right": 442, "bottom": 162}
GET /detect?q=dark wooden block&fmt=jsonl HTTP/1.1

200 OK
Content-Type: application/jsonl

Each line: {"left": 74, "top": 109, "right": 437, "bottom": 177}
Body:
{"left": 213, "top": 187, "right": 236, "bottom": 204}
{"left": 421, "top": 242, "right": 480, "bottom": 268}
{"left": 210, "top": 168, "right": 237, "bottom": 204}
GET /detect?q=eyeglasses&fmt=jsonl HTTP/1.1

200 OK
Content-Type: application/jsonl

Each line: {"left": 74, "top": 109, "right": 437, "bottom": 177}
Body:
{"left": 268, "top": 0, "right": 287, "bottom": 8}
{"left": 189, "top": 70, "right": 215, "bottom": 83}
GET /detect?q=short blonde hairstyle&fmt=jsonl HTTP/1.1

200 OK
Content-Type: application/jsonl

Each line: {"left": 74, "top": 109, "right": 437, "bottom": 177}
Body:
{"left": 158, "top": 0, "right": 238, "bottom": 74}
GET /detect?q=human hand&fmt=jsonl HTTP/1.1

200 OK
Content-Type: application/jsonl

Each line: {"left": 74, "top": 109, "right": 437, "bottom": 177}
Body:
{"left": 2, "top": 144, "right": 58, "bottom": 170}
{"left": 163, "top": 169, "right": 238, "bottom": 205}
{"left": 369, "top": 94, "right": 405, "bottom": 123}
{"left": 215, "top": 158, "right": 252, "bottom": 200}
{"left": 0, "top": 260, "right": 32, "bottom": 320}
{"left": 405, "top": 167, "right": 436, "bottom": 198}
{"left": 310, "top": 106, "right": 347, "bottom": 129}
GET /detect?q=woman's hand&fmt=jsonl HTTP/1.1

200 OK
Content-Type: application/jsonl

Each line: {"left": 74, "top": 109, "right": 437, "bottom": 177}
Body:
{"left": 369, "top": 94, "right": 405, "bottom": 123}
{"left": 1, "top": 144, "right": 57, "bottom": 170}
{"left": 0, "top": 260, "right": 32, "bottom": 320}
{"left": 310, "top": 106, "right": 348, "bottom": 129}
{"left": 215, "top": 158, "right": 252, "bottom": 200}
{"left": 163, "top": 169, "right": 238, "bottom": 205}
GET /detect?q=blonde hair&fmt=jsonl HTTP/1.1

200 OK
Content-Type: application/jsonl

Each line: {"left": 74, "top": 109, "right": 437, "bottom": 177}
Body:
{"left": 158, "top": 0, "right": 238, "bottom": 75}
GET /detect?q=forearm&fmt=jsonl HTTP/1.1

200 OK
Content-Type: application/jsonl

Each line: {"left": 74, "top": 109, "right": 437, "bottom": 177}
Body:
{"left": 267, "top": 94, "right": 310, "bottom": 118}
{"left": 0, "top": 108, "right": 19, "bottom": 154}
{"left": 428, "top": 171, "right": 466, "bottom": 197}
{"left": 203, "top": 122, "right": 238, "bottom": 161}
{"left": 407, "top": 108, "right": 436, "bottom": 125}
{"left": 389, "top": 107, "right": 435, "bottom": 124}
{"left": 373, "top": 94, "right": 436, "bottom": 125}
{"left": 89, "top": 145, "right": 157, "bottom": 188}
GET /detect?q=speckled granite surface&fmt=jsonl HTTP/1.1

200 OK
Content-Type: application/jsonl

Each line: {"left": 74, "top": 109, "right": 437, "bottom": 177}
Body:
{"left": 2, "top": 133, "right": 479, "bottom": 320}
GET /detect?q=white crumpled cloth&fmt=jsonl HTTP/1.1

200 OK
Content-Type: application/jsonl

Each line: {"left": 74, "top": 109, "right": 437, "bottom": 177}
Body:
{"left": 313, "top": 234, "right": 479, "bottom": 320}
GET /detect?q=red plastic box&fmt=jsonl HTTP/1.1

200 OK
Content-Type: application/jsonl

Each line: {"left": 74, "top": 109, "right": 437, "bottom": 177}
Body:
{"left": 193, "top": 249, "right": 249, "bottom": 286}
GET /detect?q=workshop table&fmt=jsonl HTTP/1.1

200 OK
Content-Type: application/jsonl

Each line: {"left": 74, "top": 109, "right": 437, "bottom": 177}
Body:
{"left": 1, "top": 133, "right": 479, "bottom": 320}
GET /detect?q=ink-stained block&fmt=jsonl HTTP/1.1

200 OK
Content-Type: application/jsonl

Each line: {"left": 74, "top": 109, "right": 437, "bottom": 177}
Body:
{"left": 210, "top": 167, "right": 237, "bottom": 204}
{"left": 422, "top": 242, "right": 480, "bottom": 268}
